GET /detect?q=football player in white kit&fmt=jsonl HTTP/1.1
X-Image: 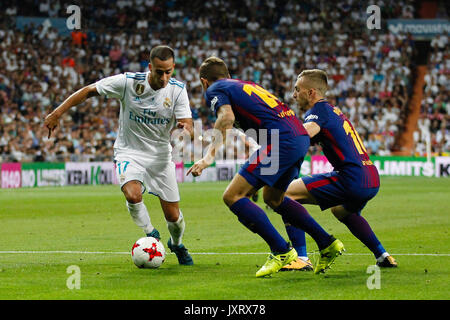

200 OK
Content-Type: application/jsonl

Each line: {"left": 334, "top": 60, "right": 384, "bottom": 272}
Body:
{"left": 44, "top": 46, "right": 194, "bottom": 265}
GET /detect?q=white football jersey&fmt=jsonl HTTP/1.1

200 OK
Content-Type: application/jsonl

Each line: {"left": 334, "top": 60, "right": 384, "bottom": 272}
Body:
{"left": 95, "top": 71, "right": 191, "bottom": 162}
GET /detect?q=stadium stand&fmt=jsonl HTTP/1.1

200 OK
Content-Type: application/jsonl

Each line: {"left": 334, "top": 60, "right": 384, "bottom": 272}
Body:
{"left": 0, "top": 0, "right": 448, "bottom": 163}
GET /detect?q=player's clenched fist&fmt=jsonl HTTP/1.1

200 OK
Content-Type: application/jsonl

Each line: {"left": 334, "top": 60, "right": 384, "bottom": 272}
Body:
{"left": 44, "top": 112, "right": 60, "bottom": 138}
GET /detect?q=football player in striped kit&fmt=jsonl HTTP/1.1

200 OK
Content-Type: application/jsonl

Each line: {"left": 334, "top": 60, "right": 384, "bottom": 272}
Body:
{"left": 188, "top": 57, "right": 344, "bottom": 277}
{"left": 284, "top": 69, "right": 397, "bottom": 270}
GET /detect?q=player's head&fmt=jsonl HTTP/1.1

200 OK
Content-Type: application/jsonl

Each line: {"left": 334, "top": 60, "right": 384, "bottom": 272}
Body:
{"left": 199, "top": 56, "right": 230, "bottom": 90}
{"left": 149, "top": 45, "right": 175, "bottom": 90}
{"left": 293, "top": 69, "right": 328, "bottom": 110}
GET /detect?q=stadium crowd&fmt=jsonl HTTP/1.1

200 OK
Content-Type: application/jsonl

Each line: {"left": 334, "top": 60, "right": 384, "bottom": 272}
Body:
{"left": 414, "top": 33, "right": 449, "bottom": 156}
{"left": 0, "top": 0, "right": 448, "bottom": 163}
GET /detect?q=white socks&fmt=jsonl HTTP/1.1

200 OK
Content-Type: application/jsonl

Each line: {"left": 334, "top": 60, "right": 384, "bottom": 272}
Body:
{"left": 126, "top": 201, "right": 154, "bottom": 235}
{"left": 127, "top": 201, "right": 185, "bottom": 245}
{"left": 299, "top": 256, "right": 309, "bottom": 262}
{"left": 167, "top": 210, "right": 185, "bottom": 246}
{"left": 376, "top": 252, "right": 390, "bottom": 263}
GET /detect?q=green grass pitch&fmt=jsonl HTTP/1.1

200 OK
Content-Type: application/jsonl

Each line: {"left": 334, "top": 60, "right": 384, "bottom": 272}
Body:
{"left": 0, "top": 177, "right": 449, "bottom": 300}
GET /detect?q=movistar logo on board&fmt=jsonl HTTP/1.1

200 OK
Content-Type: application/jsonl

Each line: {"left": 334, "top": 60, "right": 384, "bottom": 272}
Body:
{"left": 129, "top": 111, "right": 170, "bottom": 125}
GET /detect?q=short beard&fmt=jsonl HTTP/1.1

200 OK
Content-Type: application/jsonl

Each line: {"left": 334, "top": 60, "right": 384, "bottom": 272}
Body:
{"left": 150, "top": 78, "right": 163, "bottom": 90}
{"left": 297, "top": 98, "right": 309, "bottom": 111}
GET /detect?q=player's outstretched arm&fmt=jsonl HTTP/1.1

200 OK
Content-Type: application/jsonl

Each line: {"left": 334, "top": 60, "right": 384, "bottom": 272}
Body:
{"left": 187, "top": 105, "right": 234, "bottom": 177}
{"left": 44, "top": 83, "right": 100, "bottom": 138}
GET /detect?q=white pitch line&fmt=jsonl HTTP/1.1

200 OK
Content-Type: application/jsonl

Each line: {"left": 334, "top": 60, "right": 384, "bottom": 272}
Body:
{"left": 0, "top": 251, "right": 449, "bottom": 256}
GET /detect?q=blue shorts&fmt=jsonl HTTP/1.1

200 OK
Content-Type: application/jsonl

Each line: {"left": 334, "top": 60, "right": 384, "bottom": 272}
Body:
{"left": 239, "top": 135, "right": 309, "bottom": 192}
{"left": 302, "top": 171, "right": 379, "bottom": 213}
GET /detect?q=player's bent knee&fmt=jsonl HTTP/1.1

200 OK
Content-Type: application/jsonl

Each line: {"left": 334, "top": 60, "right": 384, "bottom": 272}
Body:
{"left": 285, "top": 178, "right": 309, "bottom": 201}
{"left": 122, "top": 187, "right": 142, "bottom": 204}
{"left": 286, "top": 191, "right": 317, "bottom": 205}
{"left": 222, "top": 192, "right": 237, "bottom": 207}
{"left": 125, "top": 193, "right": 142, "bottom": 204}
{"left": 331, "top": 206, "right": 352, "bottom": 221}
{"left": 121, "top": 180, "right": 142, "bottom": 203}
{"left": 223, "top": 189, "right": 249, "bottom": 208}
{"left": 122, "top": 181, "right": 143, "bottom": 204}
{"left": 284, "top": 189, "right": 296, "bottom": 199}
{"left": 263, "top": 197, "right": 283, "bottom": 210}
{"left": 164, "top": 211, "right": 180, "bottom": 222}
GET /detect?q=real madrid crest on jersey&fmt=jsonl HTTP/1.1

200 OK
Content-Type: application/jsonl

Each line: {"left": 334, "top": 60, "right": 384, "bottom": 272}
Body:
{"left": 135, "top": 84, "right": 145, "bottom": 95}
{"left": 163, "top": 97, "right": 171, "bottom": 108}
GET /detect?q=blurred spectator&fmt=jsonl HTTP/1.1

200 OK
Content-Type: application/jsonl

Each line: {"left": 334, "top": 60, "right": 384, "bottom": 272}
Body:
{"left": 71, "top": 30, "right": 88, "bottom": 47}
{"left": 414, "top": 34, "right": 450, "bottom": 157}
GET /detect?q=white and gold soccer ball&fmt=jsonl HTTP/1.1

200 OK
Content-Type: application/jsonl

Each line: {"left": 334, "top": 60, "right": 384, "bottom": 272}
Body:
{"left": 131, "top": 237, "right": 165, "bottom": 268}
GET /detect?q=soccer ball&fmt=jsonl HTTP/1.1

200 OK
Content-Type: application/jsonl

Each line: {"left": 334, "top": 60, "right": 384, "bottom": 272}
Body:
{"left": 131, "top": 237, "right": 166, "bottom": 269}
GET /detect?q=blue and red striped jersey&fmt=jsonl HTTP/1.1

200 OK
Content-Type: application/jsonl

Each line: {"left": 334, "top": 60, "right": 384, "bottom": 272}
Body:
{"left": 304, "top": 100, "right": 380, "bottom": 188}
{"left": 205, "top": 79, "right": 307, "bottom": 139}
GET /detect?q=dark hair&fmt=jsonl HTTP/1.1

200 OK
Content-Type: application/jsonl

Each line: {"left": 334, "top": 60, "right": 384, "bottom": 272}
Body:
{"left": 199, "top": 56, "right": 229, "bottom": 82}
{"left": 150, "top": 45, "right": 175, "bottom": 62}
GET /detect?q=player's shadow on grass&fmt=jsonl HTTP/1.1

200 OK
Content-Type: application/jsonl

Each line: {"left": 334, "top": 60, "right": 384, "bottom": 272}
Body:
{"left": 273, "top": 270, "right": 371, "bottom": 285}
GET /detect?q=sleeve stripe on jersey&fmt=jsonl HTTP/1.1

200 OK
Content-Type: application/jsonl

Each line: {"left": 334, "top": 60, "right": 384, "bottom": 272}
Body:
{"left": 126, "top": 72, "right": 146, "bottom": 80}
{"left": 126, "top": 75, "right": 146, "bottom": 80}
{"left": 169, "top": 79, "right": 185, "bottom": 88}
{"left": 169, "top": 78, "right": 183, "bottom": 84}
{"left": 169, "top": 82, "right": 184, "bottom": 89}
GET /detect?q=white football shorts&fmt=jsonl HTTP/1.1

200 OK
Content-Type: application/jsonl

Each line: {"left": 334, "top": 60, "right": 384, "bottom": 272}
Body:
{"left": 114, "top": 154, "right": 180, "bottom": 202}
